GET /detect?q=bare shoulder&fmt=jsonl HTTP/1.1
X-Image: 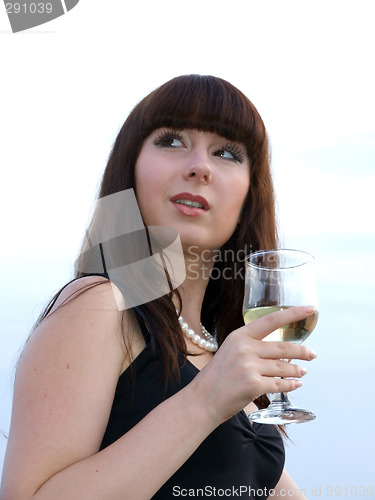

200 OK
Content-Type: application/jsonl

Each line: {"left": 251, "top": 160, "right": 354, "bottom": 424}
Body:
{"left": 48, "top": 274, "right": 119, "bottom": 315}
{"left": 0, "top": 276, "right": 138, "bottom": 498}
{"left": 32, "top": 275, "right": 128, "bottom": 366}
{"left": 43, "top": 275, "right": 145, "bottom": 366}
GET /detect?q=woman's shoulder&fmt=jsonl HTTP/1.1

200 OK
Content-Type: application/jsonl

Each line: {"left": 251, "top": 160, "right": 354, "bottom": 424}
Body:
{"left": 34, "top": 274, "right": 144, "bottom": 374}
{"left": 48, "top": 274, "right": 113, "bottom": 314}
{"left": 24, "top": 275, "right": 133, "bottom": 375}
{"left": 5, "top": 276, "right": 138, "bottom": 498}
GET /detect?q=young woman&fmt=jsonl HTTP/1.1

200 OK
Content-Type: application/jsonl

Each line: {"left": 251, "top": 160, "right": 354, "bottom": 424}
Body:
{"left": 0, "top": 75, "right": 315, "bottom": 499}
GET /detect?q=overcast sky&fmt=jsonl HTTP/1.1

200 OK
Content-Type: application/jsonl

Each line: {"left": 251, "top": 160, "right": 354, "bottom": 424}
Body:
{"left": 1, "top": 1, "right": 374, "bottom": 495}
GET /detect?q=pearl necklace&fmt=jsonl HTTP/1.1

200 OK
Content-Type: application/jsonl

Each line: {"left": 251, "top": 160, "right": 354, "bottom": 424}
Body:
{"left": 177, "top": 312, "right": 218, "bottom": 352}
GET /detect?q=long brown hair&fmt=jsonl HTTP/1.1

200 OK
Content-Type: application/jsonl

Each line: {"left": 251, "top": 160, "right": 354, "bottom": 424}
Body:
{"left": 86, "top": 75, "right": 276, "bottom": 405}
{"left": 41, "top": 75, "right": 277, "bottom": 410}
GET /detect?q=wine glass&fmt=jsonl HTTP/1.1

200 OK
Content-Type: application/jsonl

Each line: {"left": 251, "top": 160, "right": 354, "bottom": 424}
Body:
{"left": 243, "top": 249, "right": 318, "bottom": 424}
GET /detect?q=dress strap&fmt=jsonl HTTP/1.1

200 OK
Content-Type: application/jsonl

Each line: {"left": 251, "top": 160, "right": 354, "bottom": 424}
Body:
{"left": 133, "top": 308, "right": 151, "bottom": 344}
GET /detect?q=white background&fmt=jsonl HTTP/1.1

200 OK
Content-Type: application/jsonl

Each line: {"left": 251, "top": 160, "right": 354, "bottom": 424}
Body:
{"left": 1, "top": 1, "right": 374, "bottom": 496}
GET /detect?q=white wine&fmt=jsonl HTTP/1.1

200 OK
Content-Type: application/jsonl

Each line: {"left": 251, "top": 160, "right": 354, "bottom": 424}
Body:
{"left": 243, "top": 306, "right": 318, "bottom": 344}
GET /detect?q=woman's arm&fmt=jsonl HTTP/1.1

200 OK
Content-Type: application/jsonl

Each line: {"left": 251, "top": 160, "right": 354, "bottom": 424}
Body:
{"left": 272, "top": 469, "right": 308, "bottom": 498}
{"left": 0, "top": 278, "right": 218, "bottom": 500}
{"left": 1, "top": 280, "right": 315, "bottom": 500}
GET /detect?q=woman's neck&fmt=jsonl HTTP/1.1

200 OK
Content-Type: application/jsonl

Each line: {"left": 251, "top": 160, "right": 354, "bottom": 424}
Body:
{"left": 173, "top": 249, "right": 216, "bottom": 330}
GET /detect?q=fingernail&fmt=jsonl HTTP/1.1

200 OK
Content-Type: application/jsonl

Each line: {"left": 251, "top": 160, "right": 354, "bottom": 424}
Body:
{"left": 301, "top": 367, "right": 308, "bottom": 376}
{"left": 295, "top": 380, "right": 303, "bottom": 388}
{"left": 310, "top": 350, "right": 317, "bottom": 359}
{"left": 304, "top": 306, "right": 314, "bottom": 315}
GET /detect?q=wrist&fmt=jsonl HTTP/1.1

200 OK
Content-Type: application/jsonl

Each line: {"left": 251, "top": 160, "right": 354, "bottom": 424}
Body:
{"left": 181, "top": 374, "right": 224, "bottom": 431}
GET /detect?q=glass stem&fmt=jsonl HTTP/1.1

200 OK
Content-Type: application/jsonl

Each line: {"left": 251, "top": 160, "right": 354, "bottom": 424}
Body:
{"left": 270, "top": 367, "right": 293, "bottom": 406}
{"left": 271, "top": 392, "right": 291, "bottom": 405}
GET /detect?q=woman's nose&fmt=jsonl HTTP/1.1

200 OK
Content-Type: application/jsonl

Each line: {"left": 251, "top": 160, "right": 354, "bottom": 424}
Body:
{"left": 183, "top": 151, "right": 212, "bottom": 184}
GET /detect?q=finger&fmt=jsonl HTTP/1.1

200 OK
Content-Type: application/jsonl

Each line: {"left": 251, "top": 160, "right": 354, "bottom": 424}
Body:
{"left": 259, "top": 359, "right": 307, "bottom": 378}
{"left": 259, "top": 376, "right": 304, "bottom": 396}
{"left": 245, "top": 305, "right": 315, "bottom": 341}
{"left": 257, "top": 340, "right": 317, "bottom": 361}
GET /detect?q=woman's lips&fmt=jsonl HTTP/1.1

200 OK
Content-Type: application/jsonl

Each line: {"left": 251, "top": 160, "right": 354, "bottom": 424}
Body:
{"left": 170, "top": 192, "right": 210, "bottom": 217}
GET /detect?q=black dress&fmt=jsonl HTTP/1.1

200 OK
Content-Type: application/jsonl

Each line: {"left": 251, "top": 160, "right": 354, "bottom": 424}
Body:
{"left": 100, "top": 317, "right": 285, "bottom": 499}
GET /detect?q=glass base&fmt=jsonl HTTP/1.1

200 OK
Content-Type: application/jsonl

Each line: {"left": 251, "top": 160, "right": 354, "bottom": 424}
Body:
{"left": 248, "top": 403, "right": 316, "bottom": 425}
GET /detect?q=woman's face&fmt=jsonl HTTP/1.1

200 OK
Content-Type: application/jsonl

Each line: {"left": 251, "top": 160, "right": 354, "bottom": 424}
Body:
{"left": 134, "top": 128, "right": 250, "bottom": 253}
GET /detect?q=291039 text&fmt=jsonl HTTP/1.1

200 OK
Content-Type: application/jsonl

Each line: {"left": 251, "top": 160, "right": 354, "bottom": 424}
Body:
{"left": 5, "top": 3, "right": 53, "bottom": 14}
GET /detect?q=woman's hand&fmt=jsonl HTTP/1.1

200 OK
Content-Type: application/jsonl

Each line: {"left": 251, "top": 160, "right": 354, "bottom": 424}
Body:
{"left": 190, "top": 306, "right": 317, "bottom": 425}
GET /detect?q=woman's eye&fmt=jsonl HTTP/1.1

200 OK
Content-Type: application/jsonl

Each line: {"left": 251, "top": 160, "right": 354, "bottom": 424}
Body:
{"left": 214, "top": 146, "right": 244, "bottom": 163}
{"left": 154, "top": 132, "right": 184, "bottom": 148}
{"left": 167, "top": 137, "right": 183, "bottom": 147}
{"left": 215, "top": 149, "right": 235, "bottom": 160}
